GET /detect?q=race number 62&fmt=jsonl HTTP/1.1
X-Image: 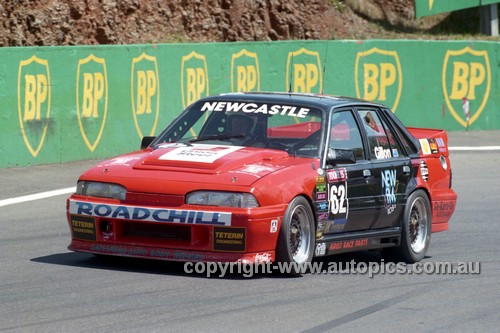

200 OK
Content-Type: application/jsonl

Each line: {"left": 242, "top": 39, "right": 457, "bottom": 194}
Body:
{"left": 330, "top": 184, "right": 347, "bottom": 215}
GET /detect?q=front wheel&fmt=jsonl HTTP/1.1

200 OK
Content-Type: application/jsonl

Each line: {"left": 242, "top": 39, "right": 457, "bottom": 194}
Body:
{"left": 386, "top": 189, "right": 432, "bottom": 263}
{"left": 276, "top": 196, "right": 315, "bottom": 265}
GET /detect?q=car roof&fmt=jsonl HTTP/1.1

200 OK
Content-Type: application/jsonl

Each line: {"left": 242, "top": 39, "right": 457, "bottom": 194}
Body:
{"left": 201, "top": 92, "right": 386, "bottom": 110}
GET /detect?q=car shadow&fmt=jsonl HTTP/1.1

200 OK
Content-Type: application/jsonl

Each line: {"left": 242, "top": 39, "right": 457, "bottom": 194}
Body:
{"left": 31, "top": 252, "right": 199, "bottom": 277}
{"left": 31, "top": 251, "right": 432, "bottom": 280}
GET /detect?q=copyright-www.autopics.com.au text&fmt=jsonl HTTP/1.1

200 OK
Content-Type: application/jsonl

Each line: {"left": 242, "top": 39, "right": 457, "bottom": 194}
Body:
{"left": 184, "top": 260, "right": 481, "bottom": 278}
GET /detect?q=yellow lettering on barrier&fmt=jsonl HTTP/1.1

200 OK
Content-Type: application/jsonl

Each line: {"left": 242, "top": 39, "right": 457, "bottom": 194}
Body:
{"left": 236, "top": 65, "right": 257, "bottom": 91}
{"left": 363, "top": 63, "right": 379, "bottom": 101}
{"left": 185, "top": 67, "right": 206, "bottom": 104}
{"left": 450, "top": 62, "right": 486, "bottom": 100}
{"left": 362, "top": 63, "right": 396, "bottom": 101}
{"left": 81, "top": 72, "right": 104, "bottom": 118}
{"left": 23, "top": 75, "right": 37, "bottom": 120}
{"left": 23, "top": 74, "right": 48, "bottom": 121}
{"left": 294, "top": 64, "right": 306, "bottom": 92}
{"left": 379, "top": 63, "right": 396, "bottom": 100}
{"left": 286, "top": 48, "right": 322, "bottom": 94}
{"left": 186, "top": 68, "right": 196, "bottom": 105}
{"left": 146, "top": 70, "right": 156, "bottom": 113}
{"left": 306, "top": 63, "right": 318, "bottom": 92}
{"left": 136, "top": 70, "right": 156, "bottom": 115}
{"left": 468, "top": 62, "right": 485, "bottom": 100}
{"left": 450, "top": 62, "right": 468, "bottom": 99}
{"left": 136, "top": 70, "right": 146, "bottom": 115}
{"left": 292, "top": 63, "right": 319, "bottom": 93}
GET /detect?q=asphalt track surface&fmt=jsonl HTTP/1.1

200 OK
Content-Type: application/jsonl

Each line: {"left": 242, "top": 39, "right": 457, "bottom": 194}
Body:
{"left": 1, "top": 131, "right": 499, "bottom": 332}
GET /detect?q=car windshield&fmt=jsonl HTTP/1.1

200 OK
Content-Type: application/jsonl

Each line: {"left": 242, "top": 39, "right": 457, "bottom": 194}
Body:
{"left": 154, "top": 100, "right": 324, "bottom": 158}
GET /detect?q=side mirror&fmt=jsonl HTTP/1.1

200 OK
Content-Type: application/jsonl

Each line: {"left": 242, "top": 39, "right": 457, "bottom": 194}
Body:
{"left": 141, "top": 136, "right": 156, "bottom": 149}
{"left": 326, "top": 148, "right": 356, "bottom": 165}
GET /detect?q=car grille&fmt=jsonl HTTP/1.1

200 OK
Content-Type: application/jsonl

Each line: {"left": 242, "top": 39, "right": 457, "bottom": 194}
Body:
{"left": 123, "top": 222, "right": 191, "bottom": 242}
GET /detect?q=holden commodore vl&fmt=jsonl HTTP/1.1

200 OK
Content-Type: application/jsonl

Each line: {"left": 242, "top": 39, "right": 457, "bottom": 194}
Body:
{"left": 67, "top": 92, "right": 457, "bottom": 265}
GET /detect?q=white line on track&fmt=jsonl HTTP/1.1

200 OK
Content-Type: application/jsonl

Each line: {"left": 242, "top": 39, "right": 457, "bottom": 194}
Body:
{"left": 0, "top": 145, "right": 499, "bottom": 208}
{"left": 449, "top": 146, "right": 500, "bottom": 151}
{"left": 0, "top": 187, "right": 75, "bottom": 208}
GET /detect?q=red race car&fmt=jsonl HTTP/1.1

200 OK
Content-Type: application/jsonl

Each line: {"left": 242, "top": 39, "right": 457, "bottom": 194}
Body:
{"left": 67, "top": 93, "right": 457, "bottom": 264}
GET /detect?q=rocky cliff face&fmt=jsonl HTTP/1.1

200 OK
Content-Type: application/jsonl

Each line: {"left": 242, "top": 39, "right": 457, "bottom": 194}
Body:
{"left": 0, "top": 0, "right": 417, "bottom": 46}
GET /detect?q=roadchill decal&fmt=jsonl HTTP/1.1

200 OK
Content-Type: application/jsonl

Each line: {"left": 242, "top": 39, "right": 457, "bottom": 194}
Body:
{"left": 201, "top": 101, "right": 310, "bottom": 118}
{"left": 159, "top": 144, "right": 243, "bottom": 163}
{"left": 69, "top": 200, "right": 232, "bottom": 226}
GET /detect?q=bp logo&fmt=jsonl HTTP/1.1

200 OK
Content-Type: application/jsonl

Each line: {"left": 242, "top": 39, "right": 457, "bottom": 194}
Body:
{"left": 131, "top": 53, "right": 160, "bottom": 138}
{"left": 76, "top": 54, "right": 108, "bottom": 152}
{"left": 231, "top": 49, "right": 260, "bottom": 92}
{"left": 355, "top": 48, "right": 402, "bottom": 112}
{"left": 286, "top": 48, "right": 322, "bottom": 93}
{"left": 442, "top": 47, "right": 491, "bottom": 128}
{"left": 181, "top": 51, "right": 209, "bottom": 108}
{"left": 17, "top": 55, "right": 51, "bottom": 158}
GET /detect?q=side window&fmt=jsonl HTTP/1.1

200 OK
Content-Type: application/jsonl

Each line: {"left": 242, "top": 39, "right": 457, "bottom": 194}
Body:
{"left": 379, "top": 113, "right": 404, "bottom": 157}
{"left": 357, "top": 109, "right": 393, "bottom": 160}
{"left": 329, "top": 111, "right": 364, "bottom": 161}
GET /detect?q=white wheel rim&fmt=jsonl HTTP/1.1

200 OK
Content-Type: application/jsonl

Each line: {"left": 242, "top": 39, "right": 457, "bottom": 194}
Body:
{"left": 289, "top": 205, "right": 312, "bottom": 263}
{"left": 409, "top": 197, "right": 428, "bottom": 254}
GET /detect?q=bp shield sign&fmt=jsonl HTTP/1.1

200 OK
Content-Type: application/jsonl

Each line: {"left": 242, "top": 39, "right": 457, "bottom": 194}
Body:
{"left": 181, "top": 51, "right": 209, "bottom": 108}
{"left": 131, "top": 53, "right": 160, "bottom": 138}
{"left": 76, "top": 54, "right": 108, "bottom": 152}
{"left": 17, "top": 55, "right": 51, "bottom": 158}
{"left": 442, "top": 47, "right": 491, "bottom": 128}
{"left": 231, "top": 49, "right": 260, "bottom": 92}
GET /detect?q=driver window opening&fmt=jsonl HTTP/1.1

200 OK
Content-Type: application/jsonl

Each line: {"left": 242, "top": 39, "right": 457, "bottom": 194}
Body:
{"left": 329, "top": 111, "right": 364, "bottom": 161}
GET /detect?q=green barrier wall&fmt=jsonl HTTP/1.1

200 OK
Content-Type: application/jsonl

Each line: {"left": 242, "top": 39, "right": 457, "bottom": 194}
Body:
{"left": 0, "top": 40, "right": 498, "bottom": 168}
{"left": 415, "top": 0, "right": 500, "bottom": 18}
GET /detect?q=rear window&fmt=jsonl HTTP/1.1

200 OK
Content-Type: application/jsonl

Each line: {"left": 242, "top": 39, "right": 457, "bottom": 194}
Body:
{"left": 381, "top": 109, "right": 419, "bottom": 155}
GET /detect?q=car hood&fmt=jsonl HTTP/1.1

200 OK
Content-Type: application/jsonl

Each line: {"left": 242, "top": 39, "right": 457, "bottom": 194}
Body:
{"left": 80, "top": 144, "right": 309, "bottom": 191}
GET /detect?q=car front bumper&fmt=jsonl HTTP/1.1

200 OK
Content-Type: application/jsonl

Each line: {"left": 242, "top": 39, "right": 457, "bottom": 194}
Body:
{"left": 66, "top": 197, "right": 285, "bottom": 263}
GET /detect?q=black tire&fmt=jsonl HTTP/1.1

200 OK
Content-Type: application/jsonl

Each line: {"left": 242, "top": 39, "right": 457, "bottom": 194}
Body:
{"left": 276, "top": 196, "right": 315, "bottom": 267}
{"left": 386, "top": 189, "right": 432, "bottom": 263}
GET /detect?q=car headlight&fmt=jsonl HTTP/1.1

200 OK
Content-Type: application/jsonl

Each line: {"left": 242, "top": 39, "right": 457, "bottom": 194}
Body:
{"left": 76, "top": 181, "right": 126, "bottom": 200}
{"left": 186, "top": 191, "right": 259, "bottom": 208}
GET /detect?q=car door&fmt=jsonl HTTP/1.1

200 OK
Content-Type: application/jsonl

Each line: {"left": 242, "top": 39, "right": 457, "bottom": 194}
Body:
{"left": 321, "top": 109, "right": 377, "bottom": 234}
{"left": 355, "top": 108, "right": 411, "bottom": 229}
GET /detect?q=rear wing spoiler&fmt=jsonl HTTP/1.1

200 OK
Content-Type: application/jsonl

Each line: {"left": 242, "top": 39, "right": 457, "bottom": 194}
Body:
{"left": 407, "top": 127, "right": 449, "bottom": 157}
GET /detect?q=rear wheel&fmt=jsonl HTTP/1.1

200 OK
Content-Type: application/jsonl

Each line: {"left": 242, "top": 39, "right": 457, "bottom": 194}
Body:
{"left": 276, "top": 196, "right": 315, "bottom": 265}
{"left": 386, "top": 189, "right": 431, "bottom": 263}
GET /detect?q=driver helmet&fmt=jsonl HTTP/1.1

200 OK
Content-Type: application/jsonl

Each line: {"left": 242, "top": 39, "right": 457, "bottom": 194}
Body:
{"left": 227, "top": 113, "right": 255, "bottom": 136}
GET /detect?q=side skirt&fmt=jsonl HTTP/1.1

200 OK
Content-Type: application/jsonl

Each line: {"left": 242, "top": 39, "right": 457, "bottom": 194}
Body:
{"left": 314, "top": 227, "right": 401, "bottom": 257}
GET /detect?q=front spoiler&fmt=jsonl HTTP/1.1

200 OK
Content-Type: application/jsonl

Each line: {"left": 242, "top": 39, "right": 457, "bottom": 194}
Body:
{"left": 69, "top": 240, "right": 275, "bottom": 263}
